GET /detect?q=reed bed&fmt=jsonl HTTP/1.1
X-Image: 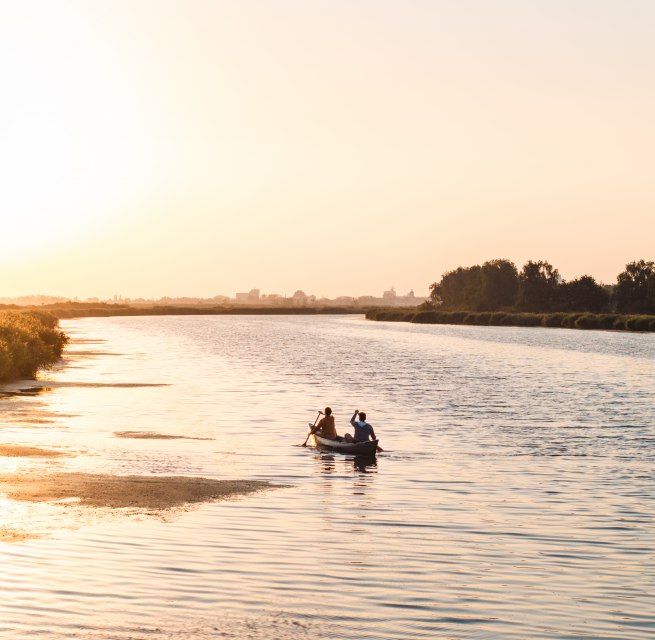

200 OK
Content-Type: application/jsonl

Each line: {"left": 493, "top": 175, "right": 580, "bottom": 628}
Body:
{"left": 0, "top": 310, "right": 68, "bottom": 381}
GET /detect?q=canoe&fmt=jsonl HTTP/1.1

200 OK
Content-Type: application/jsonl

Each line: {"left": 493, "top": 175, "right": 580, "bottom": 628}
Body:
{"left": 311, "top": 433, "right": 378, "bottom": 456}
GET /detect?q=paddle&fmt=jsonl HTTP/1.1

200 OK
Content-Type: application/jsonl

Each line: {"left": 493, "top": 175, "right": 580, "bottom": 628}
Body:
{"left": 302, "top": 411, "right": 322, "bottom": 447}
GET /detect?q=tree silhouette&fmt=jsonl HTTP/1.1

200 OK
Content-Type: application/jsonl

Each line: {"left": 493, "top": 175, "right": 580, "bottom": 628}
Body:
{"left": 615, "top": 260, "right": 655, "bottom": 313}
{"left": 553, "top": 275, "right": 609, "bottom": 312}
{"left": 478, "top": 259, "right": 519, "bottom": 310}
{"left": 517, "top": 260, "right": 560, "bottom": 311}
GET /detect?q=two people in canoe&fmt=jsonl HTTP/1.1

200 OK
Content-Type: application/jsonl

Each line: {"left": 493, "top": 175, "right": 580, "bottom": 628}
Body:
{"left": 312, "top": 407, "right": 380, "bottom": 448}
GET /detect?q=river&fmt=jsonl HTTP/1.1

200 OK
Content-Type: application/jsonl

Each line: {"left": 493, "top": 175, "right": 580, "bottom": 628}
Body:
{"left": 1, "top": 315, "right": 653, "bottom": 639}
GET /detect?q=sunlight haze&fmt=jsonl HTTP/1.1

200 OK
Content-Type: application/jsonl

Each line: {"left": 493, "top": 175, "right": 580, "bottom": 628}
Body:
{"left": 1, "top": 0, "right": 653, "bottom": 299}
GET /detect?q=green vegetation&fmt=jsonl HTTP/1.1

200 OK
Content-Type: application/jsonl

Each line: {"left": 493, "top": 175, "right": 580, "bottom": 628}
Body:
{"left": 366, "top": 308, "right": 655, "bottom": 332}
{"left": 0, "top": 310, "right": 68, "bottom": 381}
{"left": 428, "top": 259, "right": 654, "bottom": 314}
{"left": 368, "top": 258, "right": 655, "bottom": 332}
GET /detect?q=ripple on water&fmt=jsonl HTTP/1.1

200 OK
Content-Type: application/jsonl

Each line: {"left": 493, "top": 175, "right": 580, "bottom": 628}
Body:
{"left": 0, "top": 315, "right": 653, "bottom": 639}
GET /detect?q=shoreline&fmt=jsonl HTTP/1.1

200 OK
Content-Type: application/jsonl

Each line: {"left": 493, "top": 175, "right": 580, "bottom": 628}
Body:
{"left": 2, "top": 303, "right": 368, "bottom": 320}
{"left": 0, "top": 323, "right": 281, "bottom": 533}
{"left": 366, "top": 308, "right": 655, "bottom": 332}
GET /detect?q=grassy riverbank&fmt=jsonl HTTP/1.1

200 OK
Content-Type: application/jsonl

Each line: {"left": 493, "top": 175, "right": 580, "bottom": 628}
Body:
{"left": 0, "top": 302, "right": 363, "bottom": 319}
{"left": 0, "top": 310, "right": 68, "bottom": 381}
{"left": 366, "top": 308, "right": 655, "bottom": 332}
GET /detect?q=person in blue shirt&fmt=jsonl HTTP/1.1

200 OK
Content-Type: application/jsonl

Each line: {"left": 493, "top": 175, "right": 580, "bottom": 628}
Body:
{"left": 345, "top": 409, "right": 376, "bottom": 443}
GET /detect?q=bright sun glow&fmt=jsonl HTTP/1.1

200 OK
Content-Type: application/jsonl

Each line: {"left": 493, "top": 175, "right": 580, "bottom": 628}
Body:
{"left": 1, "top": 1, "right": 653, "bottom": 297}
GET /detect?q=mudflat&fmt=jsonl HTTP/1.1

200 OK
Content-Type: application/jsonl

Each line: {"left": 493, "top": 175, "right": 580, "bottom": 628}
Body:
{"left": 0, "top": 472, "right": 274, "bottom": 510}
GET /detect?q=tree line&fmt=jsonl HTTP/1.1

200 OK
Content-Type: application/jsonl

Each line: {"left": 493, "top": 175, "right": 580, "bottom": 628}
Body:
{"left": 429, "top": 259, "right": 655, "bottom": 314}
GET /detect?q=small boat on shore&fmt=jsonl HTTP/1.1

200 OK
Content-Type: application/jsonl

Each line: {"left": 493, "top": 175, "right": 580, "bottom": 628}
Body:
{"left": 310, "top": 433, "right": 378, "bottom": 456}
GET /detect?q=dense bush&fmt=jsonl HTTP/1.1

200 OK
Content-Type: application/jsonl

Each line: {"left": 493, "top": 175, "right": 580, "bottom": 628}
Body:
{"left": 463, "top": 312, "right": 492, "bottom": 325}
{"left": 0, "top": 311, "right": 68, "bottom": 381}
{"left": 541, "top": 313, "right": 567, "bottom": 328}
{"left": 367, "top": 309, "right": 415, "bottom": 322}
{"left": 574, "top": 314, "right": 599, "bottom": 330}
{"left": 510, "top": 313, "right": 543, "bottom": 327}
{"left": 596, "top": 314, "right": 619, "bottom": 330}
{"left": 624, "top": 315, "right": 653, "bottom": 331}
{"left": 488, "top": 312, "right": 509, "bottom": 326}
{"left": 412, "top": 311, "right": 442, "bottom": 324}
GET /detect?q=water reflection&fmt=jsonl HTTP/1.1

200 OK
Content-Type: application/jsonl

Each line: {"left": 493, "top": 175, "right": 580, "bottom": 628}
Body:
{"left": 1, "top": 315, "right": 653, "bottom": 640}
{"left": 313, "top": 453, "right": 336, "bottom": 475}
{"left": 352, "top": 453, "right": 377, "bottom": 473}
{"left": 311, "top": 451, "right": 377, "bottom": 474}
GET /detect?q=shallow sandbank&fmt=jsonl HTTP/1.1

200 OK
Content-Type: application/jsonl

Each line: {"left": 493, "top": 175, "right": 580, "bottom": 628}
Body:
{"left": 0, "top": 527, "right": 40, "bottom": 542}
{"left": 114, "top": 431, "right": 214, "bottom": 440}
{"left": 1, "top": 473, "right": 274, "bottom": 510}
{"left": 0, "top": 444, "right": 65, "bottom": 458}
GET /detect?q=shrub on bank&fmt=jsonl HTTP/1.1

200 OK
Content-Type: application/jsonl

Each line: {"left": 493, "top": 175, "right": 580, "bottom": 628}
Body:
{"left": 365, "top": 309, "right": 415, "bottom": 321}
{"left": 367, "top": 309, "right": 415, "bottom": 322}
{"left": 510, "top": 313, "right": 543, "bottom": 327}
{"left": 613, "top": 317, "right": 627, "bottom": 330}
{"left": 463, "top": 312, "right": 492, "bottom": 325}
{"left": 541, "top": 313, "right": 566, "bottom": 328}
{"left": 442, "top": 311, "right": 468, "bottom": 324}
{"left": 0, "top": 311, "right": 68, "bottom": 381}
{"left": 597, "top": 314, "right": 619, "bottom": 330}
{"left": 574, "top": 314, "right": 599, "bottom": 329}
{"left": 412, "top": 311, "right": 441, "bottom": 323}
{"left": 488, "top": 312, "right": 509, "bottom": 326}
{"left": 624, "top": 315, "right": 653, "bottom": 331}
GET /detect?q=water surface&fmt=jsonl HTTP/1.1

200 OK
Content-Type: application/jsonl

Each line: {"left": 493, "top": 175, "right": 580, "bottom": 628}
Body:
{"left": 1, "top": 315, "right": 653, "bottom": 639}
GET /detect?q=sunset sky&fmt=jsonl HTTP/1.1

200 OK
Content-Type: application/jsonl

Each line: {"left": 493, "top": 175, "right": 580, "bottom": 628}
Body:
{"left": 1, "top": 0, "right": 653, "bottom": 299}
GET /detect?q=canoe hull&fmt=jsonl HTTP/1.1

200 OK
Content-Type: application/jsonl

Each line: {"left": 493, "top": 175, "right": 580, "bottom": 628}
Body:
{"left": 311, "top": 433, "right": 378, "bottom": 455}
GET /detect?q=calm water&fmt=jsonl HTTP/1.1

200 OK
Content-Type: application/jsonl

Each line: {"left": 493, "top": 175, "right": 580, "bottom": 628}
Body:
{"left": 1, "top": 315, "right": 654, "bottom": 639}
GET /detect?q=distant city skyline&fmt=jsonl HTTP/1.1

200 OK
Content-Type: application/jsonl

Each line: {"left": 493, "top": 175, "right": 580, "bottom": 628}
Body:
{"left": 0, "top": 285, "right": 427, "bottom": 308}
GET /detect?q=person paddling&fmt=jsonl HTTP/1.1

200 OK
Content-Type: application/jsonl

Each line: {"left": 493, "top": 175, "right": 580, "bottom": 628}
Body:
{"left": 346, "top": 410, "right": 377, "bottom": 444}
{"left": 314, "top": 407, "right": 337, "bottom": 440}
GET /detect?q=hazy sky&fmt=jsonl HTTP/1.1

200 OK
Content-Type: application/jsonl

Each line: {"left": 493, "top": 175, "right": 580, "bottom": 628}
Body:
{"left": 1, "top": 0, "right": 653, "bottom": 299}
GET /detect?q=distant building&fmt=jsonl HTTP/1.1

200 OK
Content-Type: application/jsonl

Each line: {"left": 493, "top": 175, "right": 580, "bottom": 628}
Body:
{"left": 382, "top": 287, "right": 397, "bottom": 303}
{"left": 379, "top": 287, "right": 427, "bottom": 307}
{"left": 235, "top": 289, "right": 261, "bottom": 304}
{"left": 261, "top": 294, "right": 282, "bottom": 305}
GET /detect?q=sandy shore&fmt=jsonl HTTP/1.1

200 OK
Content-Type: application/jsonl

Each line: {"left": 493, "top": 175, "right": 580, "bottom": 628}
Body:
{"left": 0, "top": 472, "right": 274, "bottom": 510}
{"left": 0, "top": 444, "right": 65, "bottom": 458}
